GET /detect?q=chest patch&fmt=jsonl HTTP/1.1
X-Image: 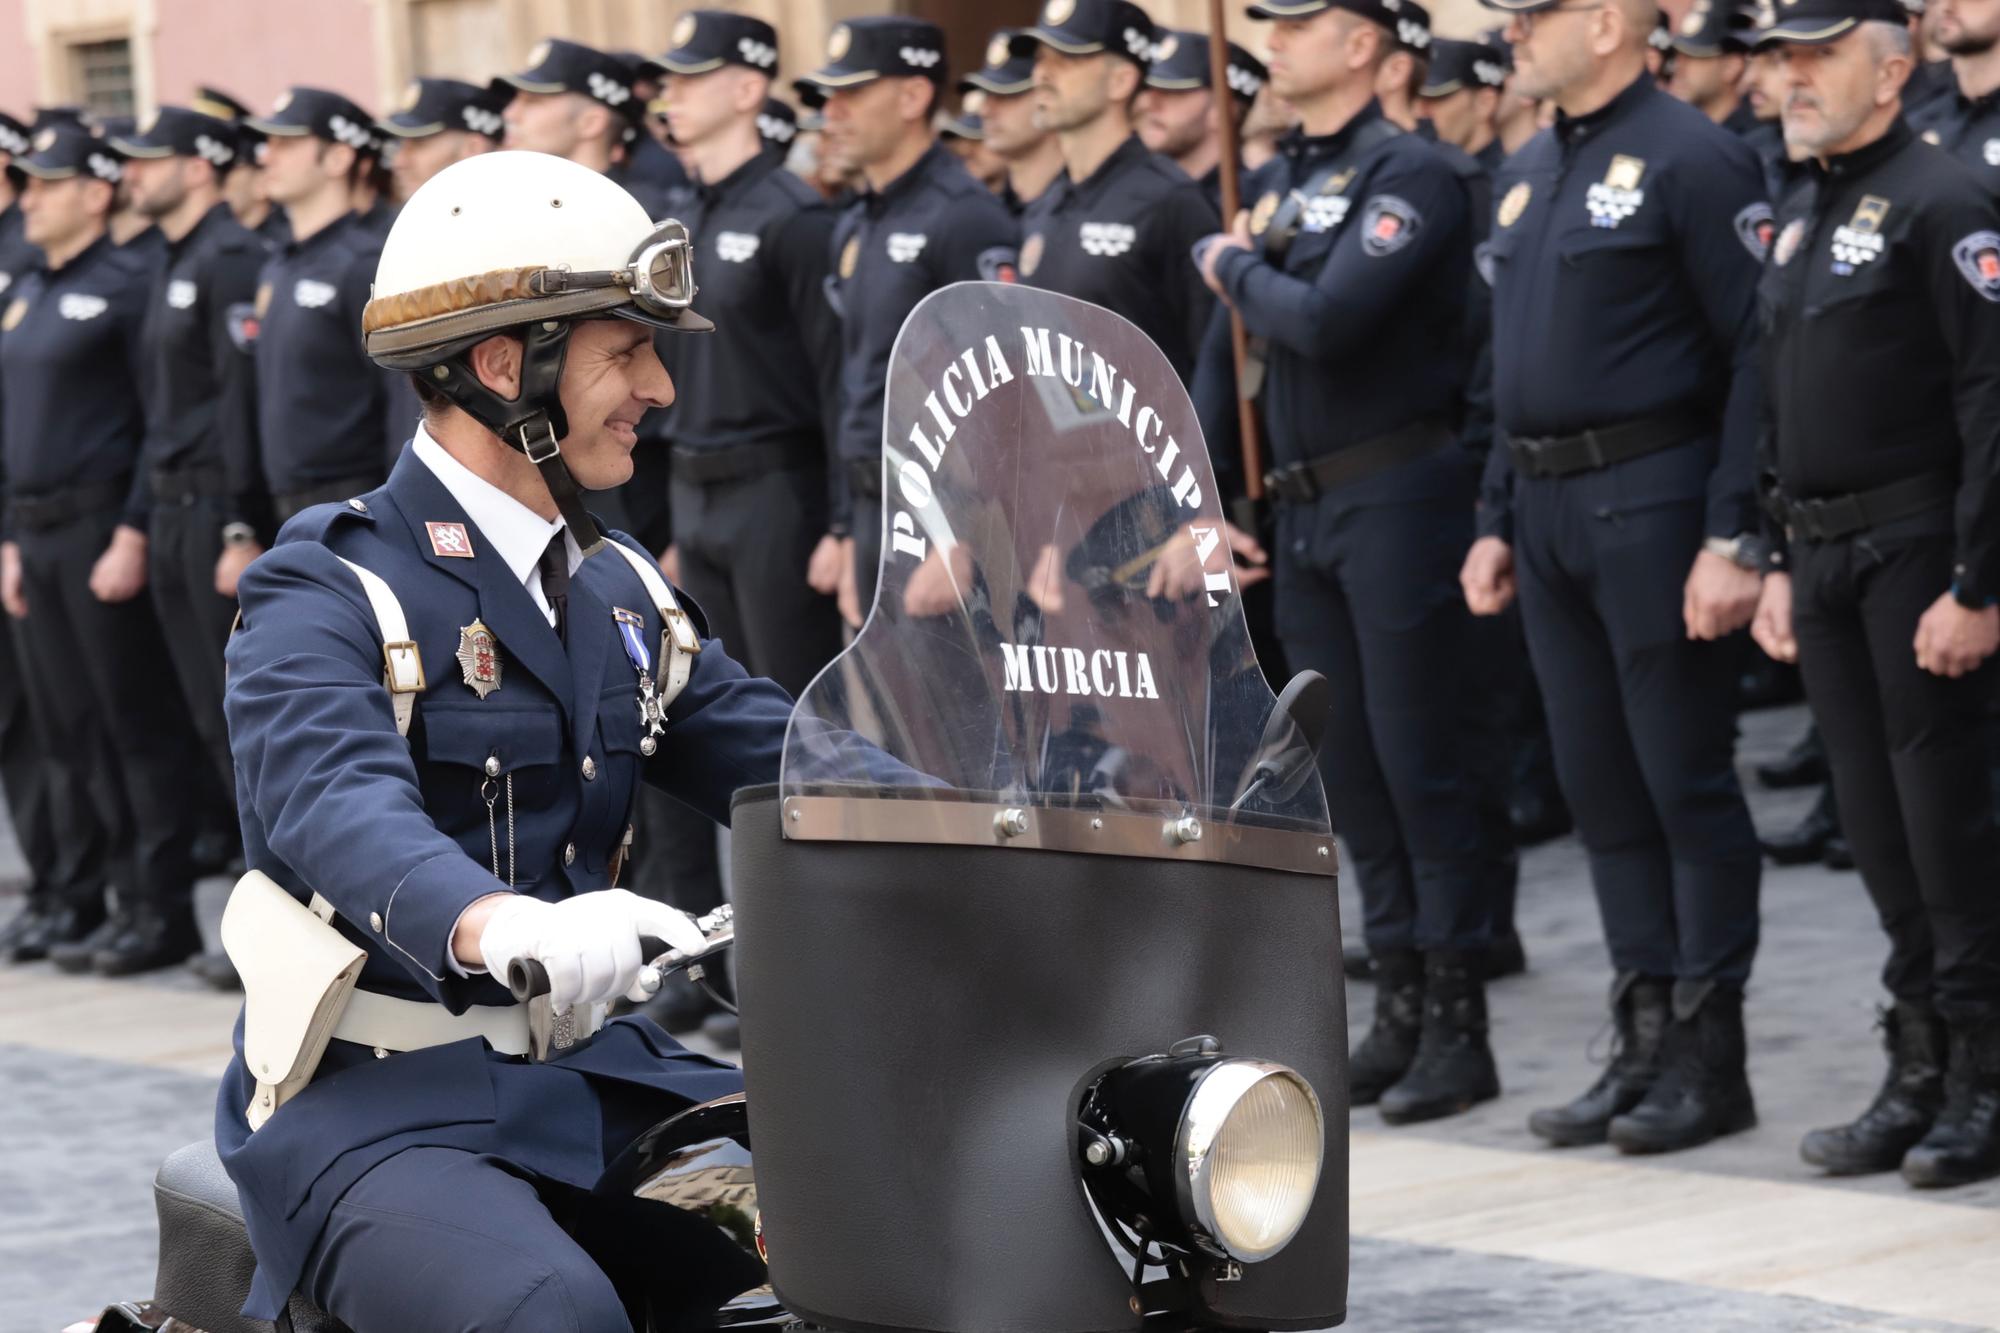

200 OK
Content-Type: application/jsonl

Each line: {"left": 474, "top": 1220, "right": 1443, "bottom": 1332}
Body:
{"left": 838, "top": 234, "right": 860, "bottom": 279}
{"left": 1829, "top": 195, "right": 1890, "bottom": 275}
{"left": 167, "top": 278, "right": 198, "bottom": 310}
{"left": 294, "top": 279, "right": 338, "bottom": 309}
{"left": 58, "top": 293, "right": 108, "bottom": 321}
{"left": 1, "top": 298, "right": 24, "bottom": 333}
{"left": 1249, "top": 190, "right": 1280, "bottom": 235}
{"left": 1080, "top": 221, "right": 1137, "bottom": 257}
{"left": 1020, "top": 232, "right": 1046, "bottom": 277}
{"left": 1773, "top": 217, "right": 1807, "bottom": 267}
{"left": 1986, "top": 139, "right": 2000, "bottom": 167}
{"left": 715, "top": 231, "right": 760, "bottom": 263}
{"left": 1498, "top": 181, "right": 1531, "bottom": 229}
{"left": 456, "top": 620, "right": 502, "bottom": 699}
{"left": 0, "top": 272, "right": 12, "bottom": 298}
{"left": 886, "top": 232, "right": 928, "bottom": 263}
{"left": 1301, "top": 195, "right": 1351, "bottom": 233}
{"left": 1953, "top": 230, "right": 2000, "bottom": 302}
{"left": 426, "top": 521, "right": 475, "bottom": 558}
{"left": 1585, "top": 154, "right": 1646, "bottom": 229}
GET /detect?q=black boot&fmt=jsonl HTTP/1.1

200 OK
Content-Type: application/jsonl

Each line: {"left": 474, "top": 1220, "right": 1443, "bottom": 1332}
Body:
{"left": 50, "top": 911, "right": 127, "bottom": 974}
{"left": 93, "top": 904, "right": 201, "bottom": 977}
{"left": 1800, "top": 1002, "right": 1945, "bottom": 1175}
{"left": 1756, "top": 725, "right": 1826, "bottom": 790}
{"left": 1379, "top": 952, "right": 1501, "bottom": 1125}
{"left": 1528, "top": 974, "right": 1671, "bottom": 1147}
{"left": 1759, "top": 784, "right": 1840, "bottom": 865}
{"left": 1484, "top": 931, "right": 1528, "bottom": 981}
{"left": 1, "top": 903, "right": 55, "bottom": 962}
{"left": 1608, "top": 980, "right": 1757, "bottom": 1154}
{"left": 1901, "top": 1016, "right": 2000, "bottom": 1189}
{"left": 1348, "top": 948, "right": 1423, "bottom": 1106}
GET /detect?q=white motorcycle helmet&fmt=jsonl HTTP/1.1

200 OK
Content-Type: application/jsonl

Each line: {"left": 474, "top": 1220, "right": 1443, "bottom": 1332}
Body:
{"left": 362, "top": 149, "right": 710, "bottom": 553}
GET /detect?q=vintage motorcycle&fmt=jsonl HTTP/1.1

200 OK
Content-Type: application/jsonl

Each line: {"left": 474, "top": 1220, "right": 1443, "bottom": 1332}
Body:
{"left": 86, "top": 282, "right": 1349, "bottom": 1333}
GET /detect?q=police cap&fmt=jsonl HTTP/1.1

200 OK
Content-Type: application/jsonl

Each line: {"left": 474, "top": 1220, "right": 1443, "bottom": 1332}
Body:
{"left": 31, "top": 107, "right": 87, "bottom": 136}
{"left": 1248, "top": 0, "right": 1429, "bottom": 55}
{"left": 192, "top": 86, "right": 253, "bottom": 123}
{"left": 1419, "top": 37, "right": 1510, "bottom": 96}
{"left": 379, "top": 78, "right": 508, "bottom": 142}
{"left": 941, "top": 107, "right": 984, "bottom": 142}
{"left": 646, "top": 11, "right": 781, "bottom": 78}
{"left": 1753, "top": 0, "right": 1913, "bottom": 44}
{"left": 795, "top": 17, "right": 949, "bottom": 95}
{"left": 494, "top": 37, "right": 643, "bottom": 121}
{"left": 758, "top": 97, "right": 799, "bottom": 150}
{"left": 1020, "top": 0, "right": 1157, "bottom": 69}
{"left": 12, "top": 122, "right": 122, "bottom": 184}
{"left": 0, "top": 110, "right": 30, "bottom": 158}
{"left": 961, "top": 29, "right": 1039, "bottom": 96}
{"left": 1673, "top": 0, "right": 1752, "bottom": 54}
{"left": 1145, "top": 29, "right": 1270, "bottom": 104}
{"left": 108, "top": 106, "right": 239, "bottom": 168}
{"left": 248, "top": 87, "right": 381, "bottom": 156}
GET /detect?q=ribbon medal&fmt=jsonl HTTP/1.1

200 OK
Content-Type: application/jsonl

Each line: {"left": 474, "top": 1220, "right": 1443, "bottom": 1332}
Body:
{"left": 614, "top": 608, "right": 667, "bottom": 752}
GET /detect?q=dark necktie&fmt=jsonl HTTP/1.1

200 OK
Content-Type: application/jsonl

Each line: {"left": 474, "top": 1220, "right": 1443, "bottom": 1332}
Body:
{"left": 537, "top": 533, "right": 569, "bottom": 643}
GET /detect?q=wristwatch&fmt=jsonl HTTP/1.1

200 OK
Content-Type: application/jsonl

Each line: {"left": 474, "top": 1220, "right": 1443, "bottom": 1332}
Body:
{"left": 1703, "top": 533, "right": 1774, "bottom": 572}
{"left": 220, "top": 522, "right": 259, "bottom": 549}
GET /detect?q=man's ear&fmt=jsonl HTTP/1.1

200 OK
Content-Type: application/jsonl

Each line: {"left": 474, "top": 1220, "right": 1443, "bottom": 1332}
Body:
{"left": 468, "top": 334, "right": 524, "bottom": 400}
{"left": 736, "top": 69, "right": 772, "bottom": 115}
{"left": 1108, "top": 56, "right": 1143, "bottom": 104}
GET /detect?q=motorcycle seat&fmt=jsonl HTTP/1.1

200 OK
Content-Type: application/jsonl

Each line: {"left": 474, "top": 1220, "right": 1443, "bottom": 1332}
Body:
{"left": 152, "top": 1139, "right": 351, "bottom": 1333}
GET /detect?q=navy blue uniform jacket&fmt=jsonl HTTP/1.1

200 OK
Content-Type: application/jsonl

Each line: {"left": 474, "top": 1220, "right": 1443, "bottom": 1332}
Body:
{"left": 214, "top": 448, "right": 794, "bottom": 1318}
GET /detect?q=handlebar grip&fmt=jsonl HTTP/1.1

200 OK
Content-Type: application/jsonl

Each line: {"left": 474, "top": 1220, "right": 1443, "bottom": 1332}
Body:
{"left": 506, "top": 935, "right": 673, "bottom": 1004}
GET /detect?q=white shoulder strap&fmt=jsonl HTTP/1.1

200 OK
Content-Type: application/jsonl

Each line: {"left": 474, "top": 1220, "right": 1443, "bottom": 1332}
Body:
{"left": 603, "top": 540, "right": 700, "bottom": 708}
{"left": 336, "top": 555, "right": 424, "bottom": 738}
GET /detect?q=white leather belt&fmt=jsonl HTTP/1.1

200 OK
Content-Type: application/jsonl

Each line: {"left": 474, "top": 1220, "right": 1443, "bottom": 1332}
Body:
{"left": 331, "top": 989, "right": 585, "bottom": 1058}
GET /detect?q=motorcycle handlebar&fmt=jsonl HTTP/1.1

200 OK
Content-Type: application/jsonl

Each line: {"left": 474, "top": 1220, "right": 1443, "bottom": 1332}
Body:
{"left": 505, "top": 905, "right": 736, "bottom": 1003}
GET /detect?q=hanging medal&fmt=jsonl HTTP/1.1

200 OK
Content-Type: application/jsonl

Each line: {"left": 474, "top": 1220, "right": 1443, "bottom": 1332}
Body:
{"left": 614, "top": 608, "right": 667, "bottom": 754}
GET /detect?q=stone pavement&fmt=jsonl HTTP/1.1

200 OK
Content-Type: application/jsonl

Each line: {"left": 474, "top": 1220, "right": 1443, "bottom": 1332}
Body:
{"left": 3, "top": 703, "right": 1998, "bottom": 1331}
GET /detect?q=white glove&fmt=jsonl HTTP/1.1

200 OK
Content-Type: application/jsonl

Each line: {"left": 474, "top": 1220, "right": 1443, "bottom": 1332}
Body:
{"left": 477, "top": 889, "right": 707, "bottom": 1012}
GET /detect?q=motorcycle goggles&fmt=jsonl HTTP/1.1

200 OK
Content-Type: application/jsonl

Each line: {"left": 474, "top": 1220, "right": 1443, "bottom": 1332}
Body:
{"left": 364, "top": 219, "right": 711, "bottom": 372}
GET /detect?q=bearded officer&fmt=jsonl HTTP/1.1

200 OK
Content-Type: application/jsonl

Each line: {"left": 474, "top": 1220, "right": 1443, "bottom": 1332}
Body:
{"left": 1751, "top": 0, "right": 2000, "bottom": 1189}
{"left": 1193, "top": 0, "right": 1503, "bottom": 1125}
{"left": 800, "top": 17, "right": 1017, "bottom": 629}
{"left": 1912, "top": 0, "right": 2000, "bottom": 194}
{"left": 965, "top": 30, "right": 1067, "bottom": 215}
{"left": 1461, "top": 0, "right": 1771, "bottom": 1155}
{"left": 215, "top": 150, "right": 810, "bottom": 1331}
{"left": 0, "top": 124, "right": 205, "bottom": 975}
{"left": 1018, "top": 0, "right": 1222, "bottom": 387}
{"left": 1140, "top": 27, "right": 1270, "bottom": 215}
{"left": 114, "top": 108, "right": 268, "bottom": 864}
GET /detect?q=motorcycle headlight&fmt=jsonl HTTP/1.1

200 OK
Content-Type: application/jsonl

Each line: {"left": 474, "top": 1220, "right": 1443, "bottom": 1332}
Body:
{"left": 1080, "top": 1044, "right": 1325, "bottom": 1266}
{"left": 1177, "top": 1061, "right": 1323, "bottom": 1262}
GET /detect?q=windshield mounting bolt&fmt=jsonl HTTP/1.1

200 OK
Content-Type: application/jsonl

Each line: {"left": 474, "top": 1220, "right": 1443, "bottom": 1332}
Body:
{"left": 995, "top": 807, "right": 1030, "bottom": 839}
{"left": 1170, "top": 815, "right": 1203, "bottom": 845}
{"left": 1090, "top": 817, "right": 1104, "bottom": 830}
{"left": 1084, "top": 1138, "right": 1111, "bottom": 1167}
{"left": 1318, "top": 845, "right": 1331, "bottom": 859}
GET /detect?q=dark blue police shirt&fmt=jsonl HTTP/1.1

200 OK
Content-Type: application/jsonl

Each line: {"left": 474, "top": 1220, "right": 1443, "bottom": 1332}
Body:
{"left": 139, "top": 203, "right": 268, "bottom": 514}
{"left": 251, "top": 212, "right": 394, "bottom": 499}
{"left": 1481, "top": 75, "right": 1768, "bottom": 542}
{"left": 657, "top": 152, "right": 842, "bottom": 472}
{"left": 1192, "top": 107, "right": 1471, "bottom": 489}
{"left": 1910, "top": 73, "right": 2000, "bottom": 199}
{"left": 0, "top": 233, "right": 152, "bottom": 527}
{"left": 826, "top": 143, "right": 1016, "bottom": 533}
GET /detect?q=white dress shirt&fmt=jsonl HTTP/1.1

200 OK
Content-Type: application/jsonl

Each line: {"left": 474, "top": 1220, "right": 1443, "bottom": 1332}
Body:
{"left": 412, "top": 423, "right": 581, "bottom": 628}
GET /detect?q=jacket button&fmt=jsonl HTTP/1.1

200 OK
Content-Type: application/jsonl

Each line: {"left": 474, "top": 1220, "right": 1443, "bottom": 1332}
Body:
{"left": 484, "top": 755, "right": 501, "bottom": 777}
{"left": 348, "top": 498, "right": 368, "bottom": 513}
{"left": 581, "top": 757, "right": 597, "bottom": 781}
{"left": 368, "top": 911, "right": 383, "bottom": 932}
{"left": 564, "top": 843, "right": 576, "bottom": 866}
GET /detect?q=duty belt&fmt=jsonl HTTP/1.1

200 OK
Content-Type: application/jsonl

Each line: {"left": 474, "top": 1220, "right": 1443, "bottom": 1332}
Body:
{"left": 672, "top": 440, "right": 816, "bottom": 486}
{"left": 150, "top": 464, "right": 230, "bottom": 507}
{"left": 274, "top": 473, "right": 383, "bottom": 521}
{"left": 6, "top": 476, "right": 132, "bottom": 532}
{"left": 1772, "top": 471, "right": 1958, "bottom": 544}
{"left": 847, "top": 457, "right": 882, "bottom": 501}
{"left": 1507, "top": 410, "right": 1708, "bottom": 480}
{"left": 1263, "top": 417, "right": 1456, "bottom": 504}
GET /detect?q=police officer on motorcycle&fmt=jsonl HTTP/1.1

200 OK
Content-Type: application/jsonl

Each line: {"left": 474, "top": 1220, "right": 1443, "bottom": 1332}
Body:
{"left": 212, "top": 148, "right": 800, "bottom": 1332}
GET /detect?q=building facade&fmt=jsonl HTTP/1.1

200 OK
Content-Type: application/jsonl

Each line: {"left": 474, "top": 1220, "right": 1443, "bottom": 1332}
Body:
{"left": 0, "top": 0, "right": 1502, "bottom": 124}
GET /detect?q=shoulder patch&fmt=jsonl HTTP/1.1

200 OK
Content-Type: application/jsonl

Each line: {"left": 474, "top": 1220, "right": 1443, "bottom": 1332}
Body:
{"left": 1360, "top": 195, "right": 1422, "bottom": 257}
{"left": 976, "top": 246, "right": 1019, "bottom": 283}
{"left": 1953, "top": 230, "right": 2000, "bottom": 302}
{"left": 226, "top": 301, "right": 262, "bottom": 352}
{"left": 1733, "top": 202, "right": 1776, "bottom": 262}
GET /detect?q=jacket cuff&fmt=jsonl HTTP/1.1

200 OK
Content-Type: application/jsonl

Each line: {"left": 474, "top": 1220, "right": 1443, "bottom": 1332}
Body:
{"left": 380, "top": 852, "right": 507, "bottom": 996}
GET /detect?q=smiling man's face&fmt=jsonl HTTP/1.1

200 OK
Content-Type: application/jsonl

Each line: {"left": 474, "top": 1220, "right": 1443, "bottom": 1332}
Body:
{"left": 554, "top": 318, "right": 675, "bottom": 489}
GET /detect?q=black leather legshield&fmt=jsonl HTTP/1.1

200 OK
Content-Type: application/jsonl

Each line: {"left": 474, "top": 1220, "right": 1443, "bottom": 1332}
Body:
{"left": 730, "top": 787, "right": 1349, "bottom": 1333}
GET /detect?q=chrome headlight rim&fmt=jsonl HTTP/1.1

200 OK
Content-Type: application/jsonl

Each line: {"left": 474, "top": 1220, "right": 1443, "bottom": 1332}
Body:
{"left": 1174, "top": 1058, "right": 1325, "bottom": 1263}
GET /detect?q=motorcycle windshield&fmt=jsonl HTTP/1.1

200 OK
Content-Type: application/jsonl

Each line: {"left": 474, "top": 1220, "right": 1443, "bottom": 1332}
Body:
{"left": 782, "top": 283, "right": 1332, "bottom": 872}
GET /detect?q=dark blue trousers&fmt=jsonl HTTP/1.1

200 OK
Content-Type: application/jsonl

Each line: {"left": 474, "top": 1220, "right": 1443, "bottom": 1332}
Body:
{"left": 1273, "top": 453, "right": 1494, "bottom": 954}
{"left": 1511, "top": 458, "right": 1761, "bottom": 982}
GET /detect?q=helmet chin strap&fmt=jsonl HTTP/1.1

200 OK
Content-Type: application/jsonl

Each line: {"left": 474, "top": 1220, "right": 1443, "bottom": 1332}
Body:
{"left": 423, "top": 320, "right": 608, "bottom": 556}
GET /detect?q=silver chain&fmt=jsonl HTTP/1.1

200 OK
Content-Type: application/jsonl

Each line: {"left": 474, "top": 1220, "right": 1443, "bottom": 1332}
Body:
{"left": 482, "top": 774, "right": 517, "bottom": 888}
